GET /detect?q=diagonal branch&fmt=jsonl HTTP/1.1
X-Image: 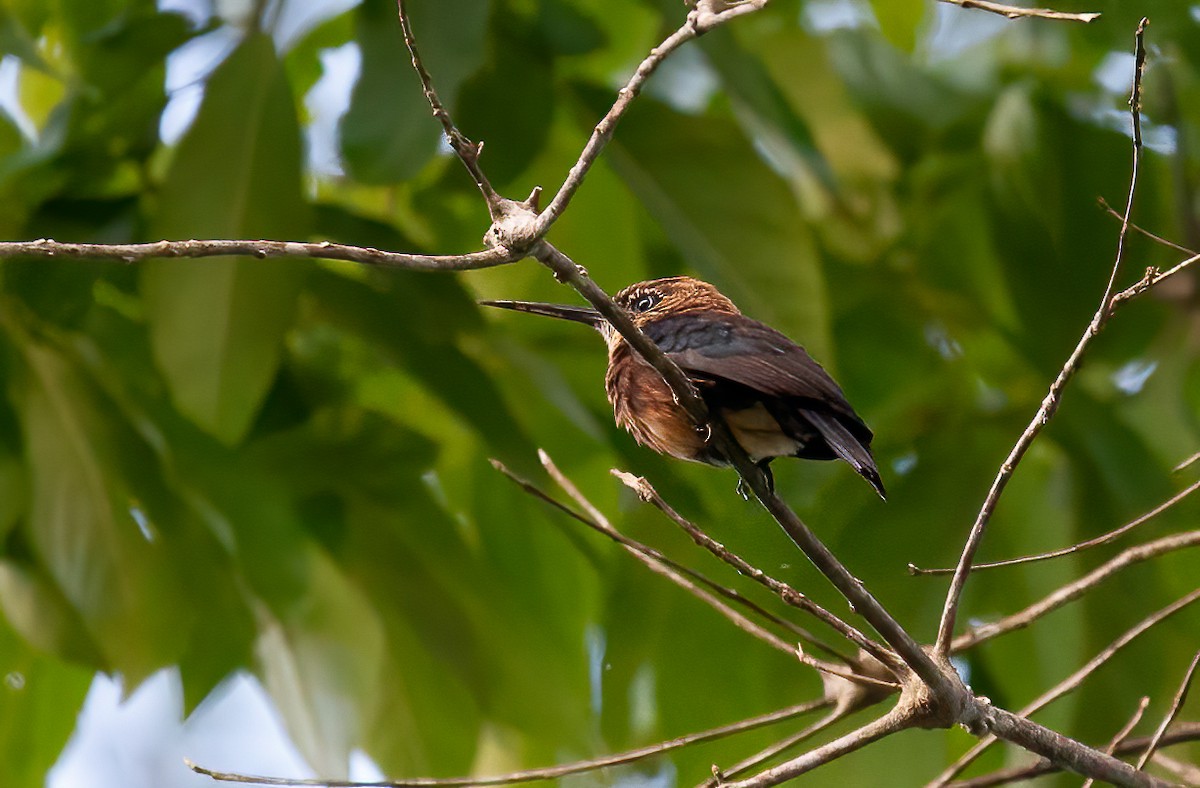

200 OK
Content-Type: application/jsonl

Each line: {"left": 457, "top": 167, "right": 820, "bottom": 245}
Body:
{"left": 491, "top": 458, "right": 896, "bottom": 689}
{"left": 540, "top": 452, "right": 853, "bottom": 665}
{"left": 701, "top": 708, "right": 851, "bottom": 787}
{"left": 1134, "top": 650, "right": 1200, "bottom": 770}
{"left": 934, "top": 18, "right": 1150, "bottom": 657}
{"left": 951, "top": 530, "right": 1200, "bottom": 652}
{"left": 910, "top": 477, "right": 1200, "bottom": 575}
{"left": 187, "top": 698, "right": 831, "bottom": 788}
{"left": 946, "top": 724, "right": 1200, "bottom": 787}
{"left": 931, "top": 588, "right": 1200, "bottom": 785}
{"left": 395, "top": 0, "right": 499, "bottom": 212}
{"left": 1081, "top": 696, "right": 1151, "bottom": 788}
{"left": 938, "top": 0, "right": 1098, "bottom": 22}
{"left": 611, "top": 469, "right": 898, "bottom": 672}
{"left": 719, "top": 706, "right": 918, "bottom": 788}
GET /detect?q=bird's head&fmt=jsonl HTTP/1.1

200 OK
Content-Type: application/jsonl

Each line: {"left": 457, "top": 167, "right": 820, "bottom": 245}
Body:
{"left": 613, "top": 277, "right": 739, "bottom": 324}
{"left": 479, "top": 276, "right": 740, "bottom": 346}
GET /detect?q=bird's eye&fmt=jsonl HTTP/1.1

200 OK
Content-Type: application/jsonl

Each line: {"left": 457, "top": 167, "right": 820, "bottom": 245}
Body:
{"left": 632, "top": 293, "right": 660, "bottom": 312}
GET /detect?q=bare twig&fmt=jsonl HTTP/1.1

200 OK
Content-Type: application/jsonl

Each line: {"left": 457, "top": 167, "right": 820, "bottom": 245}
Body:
{"left": 946, "top": 724, "right": 1200, "bottom": 787}
{"left": 931, "top": 589, "right": 1200, "bottom": 785}
{"left": 952, "top": 530, "right": 1200, "bottom": 652}
{"left": 395, "top": 0, "right": 499, "bottom": 212}
{"left": 187, "top": 699, "right": 830, "bottom": 787}
{"left": 611, "top": 469, "right": 898, "bottom": 672}
{"left": 492, "top": 458, "right": 896, "bottom": 689}
{"left": 910, "top": 478, "right": 1200, "bottom": 575}
{"left": 1112, "top": 250, "right": 1200, "bottom": 308}
{"left": 938, "top": 0, "right": 1098, "bottom": 22}
{"left": 934, "top": 18, "right": 1150, "bottom": 657}
{"left": 721, "top": 706, "right": 919, "bottom": 788}
{"left": 1149, "top": 752, "right": 1200, "bottom": 784}
{"left": 1081, "top": 696, "right": 1150, "bottom": 788}
{"left": 1099, "top": 197, "right": 1200, "bottom": 256}
{"left": 702, "top": 708, "right": 849, "bottom": 787}
{"left": 1175, "top": 451, "right": 1200, "bottom": 473}
{"left": 538, "top": 452, "right": 852, "bottom": 665}
{"left": 1135, "top": 650, "right": 1200, "bottom": 770}
{"left": 0, "top": 238, "right": 521, "bottom": 270}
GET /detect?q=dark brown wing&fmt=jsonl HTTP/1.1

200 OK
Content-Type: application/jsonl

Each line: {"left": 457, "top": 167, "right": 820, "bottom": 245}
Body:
{"left": 643, "top": 315, "right": 866, "bottom": 428}
{"left": 643, "top": 313, "right": 885, "bottom": 497}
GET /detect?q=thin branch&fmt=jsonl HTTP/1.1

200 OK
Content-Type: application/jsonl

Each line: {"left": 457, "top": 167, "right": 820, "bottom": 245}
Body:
{"left": 1135, "top": 650, "right": 1200, "bottom": 770}
{"left": 1148, "top": 753, "right": 1200, "bottom": 785}
{"left": 1099, "top": 197, "right": 1200, "bottom": 256}
{"left": 611, "top": 469, "right": 899, "bottom": 672}
{"left": 492, "top": 458, "right": 896, "bottom": 690}
{"left": 395, "top": 0, "right": 498, "bottom": 212}
{"left": 934, "top": 18, "right": 1150, "bottom": 657}
{"left": 531, "top": 0, "right": 769, "bottom": 240}
{"left": 538, "top": 452, "right": 853, "bottom": 665}
{"left": 719, "top": 706, "right": 918, "bottom": 788}
{"left": 938, "top": 0, "right": 1099, "bottom": 22}
{"left": 1175, "top": 451, "right": 1200, "bottom": 472}
{"left": 952, "top": 530, "right": 1200, "bottom": 652}
{"left": 1112, "top": 250, "right": 1200, "bottom": 308}
{"left": 187, "top": 699, "right": 831, "bottom": 788}
{"left": 702, "top": 708, "right": 849, "bottom": 788}
{"left": 910, "top": 477, "right": 1200, "bottom": 575}
{"left": 1081, "top": 696, "right": 1150, "bottom": 788}
{"left": 946, "top": 724, "right": 1200, "bottom": 787}
{"left": 0, "top": 238, "right": 521, "bottom": 270}
{"left": 931, "top": 589, "right": 1200, "bottom": 786}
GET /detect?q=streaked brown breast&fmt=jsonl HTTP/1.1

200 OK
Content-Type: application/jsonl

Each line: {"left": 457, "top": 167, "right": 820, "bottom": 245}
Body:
{"left": 605, "top": 344, "right": 709, "bottom": 463}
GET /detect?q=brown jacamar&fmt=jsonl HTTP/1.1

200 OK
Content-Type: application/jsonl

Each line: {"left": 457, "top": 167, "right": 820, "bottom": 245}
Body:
{"left": 482, "top": 276, "right": 885, "bottom": 498}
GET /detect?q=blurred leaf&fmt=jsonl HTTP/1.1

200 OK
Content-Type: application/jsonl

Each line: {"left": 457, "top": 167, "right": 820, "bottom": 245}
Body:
{"left": 256, "top": 551, "right": 385, "bottom": 777}
{"left": 144, "top": 32, "right": 308, "bottom": 445}
{"left": 535, "top": 0, "right": 605, "bottom": 56}
{"left": 307, "top": 268, "right": 538, "bottom": 466}
{"left": 5, "top": 331, "right": 186, "bottom": 684}
{"left": 455, "top": 16, "right": 555, "bottom": 188}
{"left": 0, "top": 6, "right": 51, "bottom": 71}
{"left": 700, "top": 28, "right": 839, "bottom": 202}
{"left": 872, "top": 0, "right": 926, "bottom": 53}
{"left": 341, "top": 0, "right": 488, "bottom": 183}
{"left": 0, "top": 625, "right": 92, "bottom": 788}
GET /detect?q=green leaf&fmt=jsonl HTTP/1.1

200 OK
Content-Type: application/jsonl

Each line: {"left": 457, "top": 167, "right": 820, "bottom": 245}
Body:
{"left": 700, "top": 28, "right": 840, "bottom": 202}
{"left": 307, "top": 267, "right": 538, "bottom": 465}
{"left": 455, "top": 18, "right": 555, "bottom": 188}
{"left": 872, "top": 0, "right": 926, "bottom": 53}
{"left": 255, "top": 550, "right": 385, "bottom": 776}
{"left": 6, "top": 334, "right": 186, "bottom": 684}
{"left": 0, "top": 624, "right": 93, "bottom": 788}
{"left": 144, "top": 32, "right": 308, "bottom": 445}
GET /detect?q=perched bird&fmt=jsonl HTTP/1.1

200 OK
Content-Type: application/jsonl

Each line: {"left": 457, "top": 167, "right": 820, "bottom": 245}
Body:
{"left": 481, "top": 276, "right": 885, "bottom": 498}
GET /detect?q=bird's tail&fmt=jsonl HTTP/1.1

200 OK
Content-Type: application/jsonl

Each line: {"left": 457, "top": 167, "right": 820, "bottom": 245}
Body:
{"left": 803, "top": 410, "right": 887, "bottom": 499}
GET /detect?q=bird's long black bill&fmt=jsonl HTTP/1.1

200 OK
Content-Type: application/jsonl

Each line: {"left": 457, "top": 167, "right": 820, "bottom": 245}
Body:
{"left": 479, "top": 299, "right": 604, "bottom": 328}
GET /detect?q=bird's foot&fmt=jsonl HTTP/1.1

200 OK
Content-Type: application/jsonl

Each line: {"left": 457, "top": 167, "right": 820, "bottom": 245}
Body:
{"left": 734, "top": 462, "right": 774, "bottom": 500}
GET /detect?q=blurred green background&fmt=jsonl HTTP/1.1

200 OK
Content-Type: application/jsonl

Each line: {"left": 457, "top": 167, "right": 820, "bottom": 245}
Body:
{"left": 0, "top": 0, "right": 1198, "bottom": 785}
